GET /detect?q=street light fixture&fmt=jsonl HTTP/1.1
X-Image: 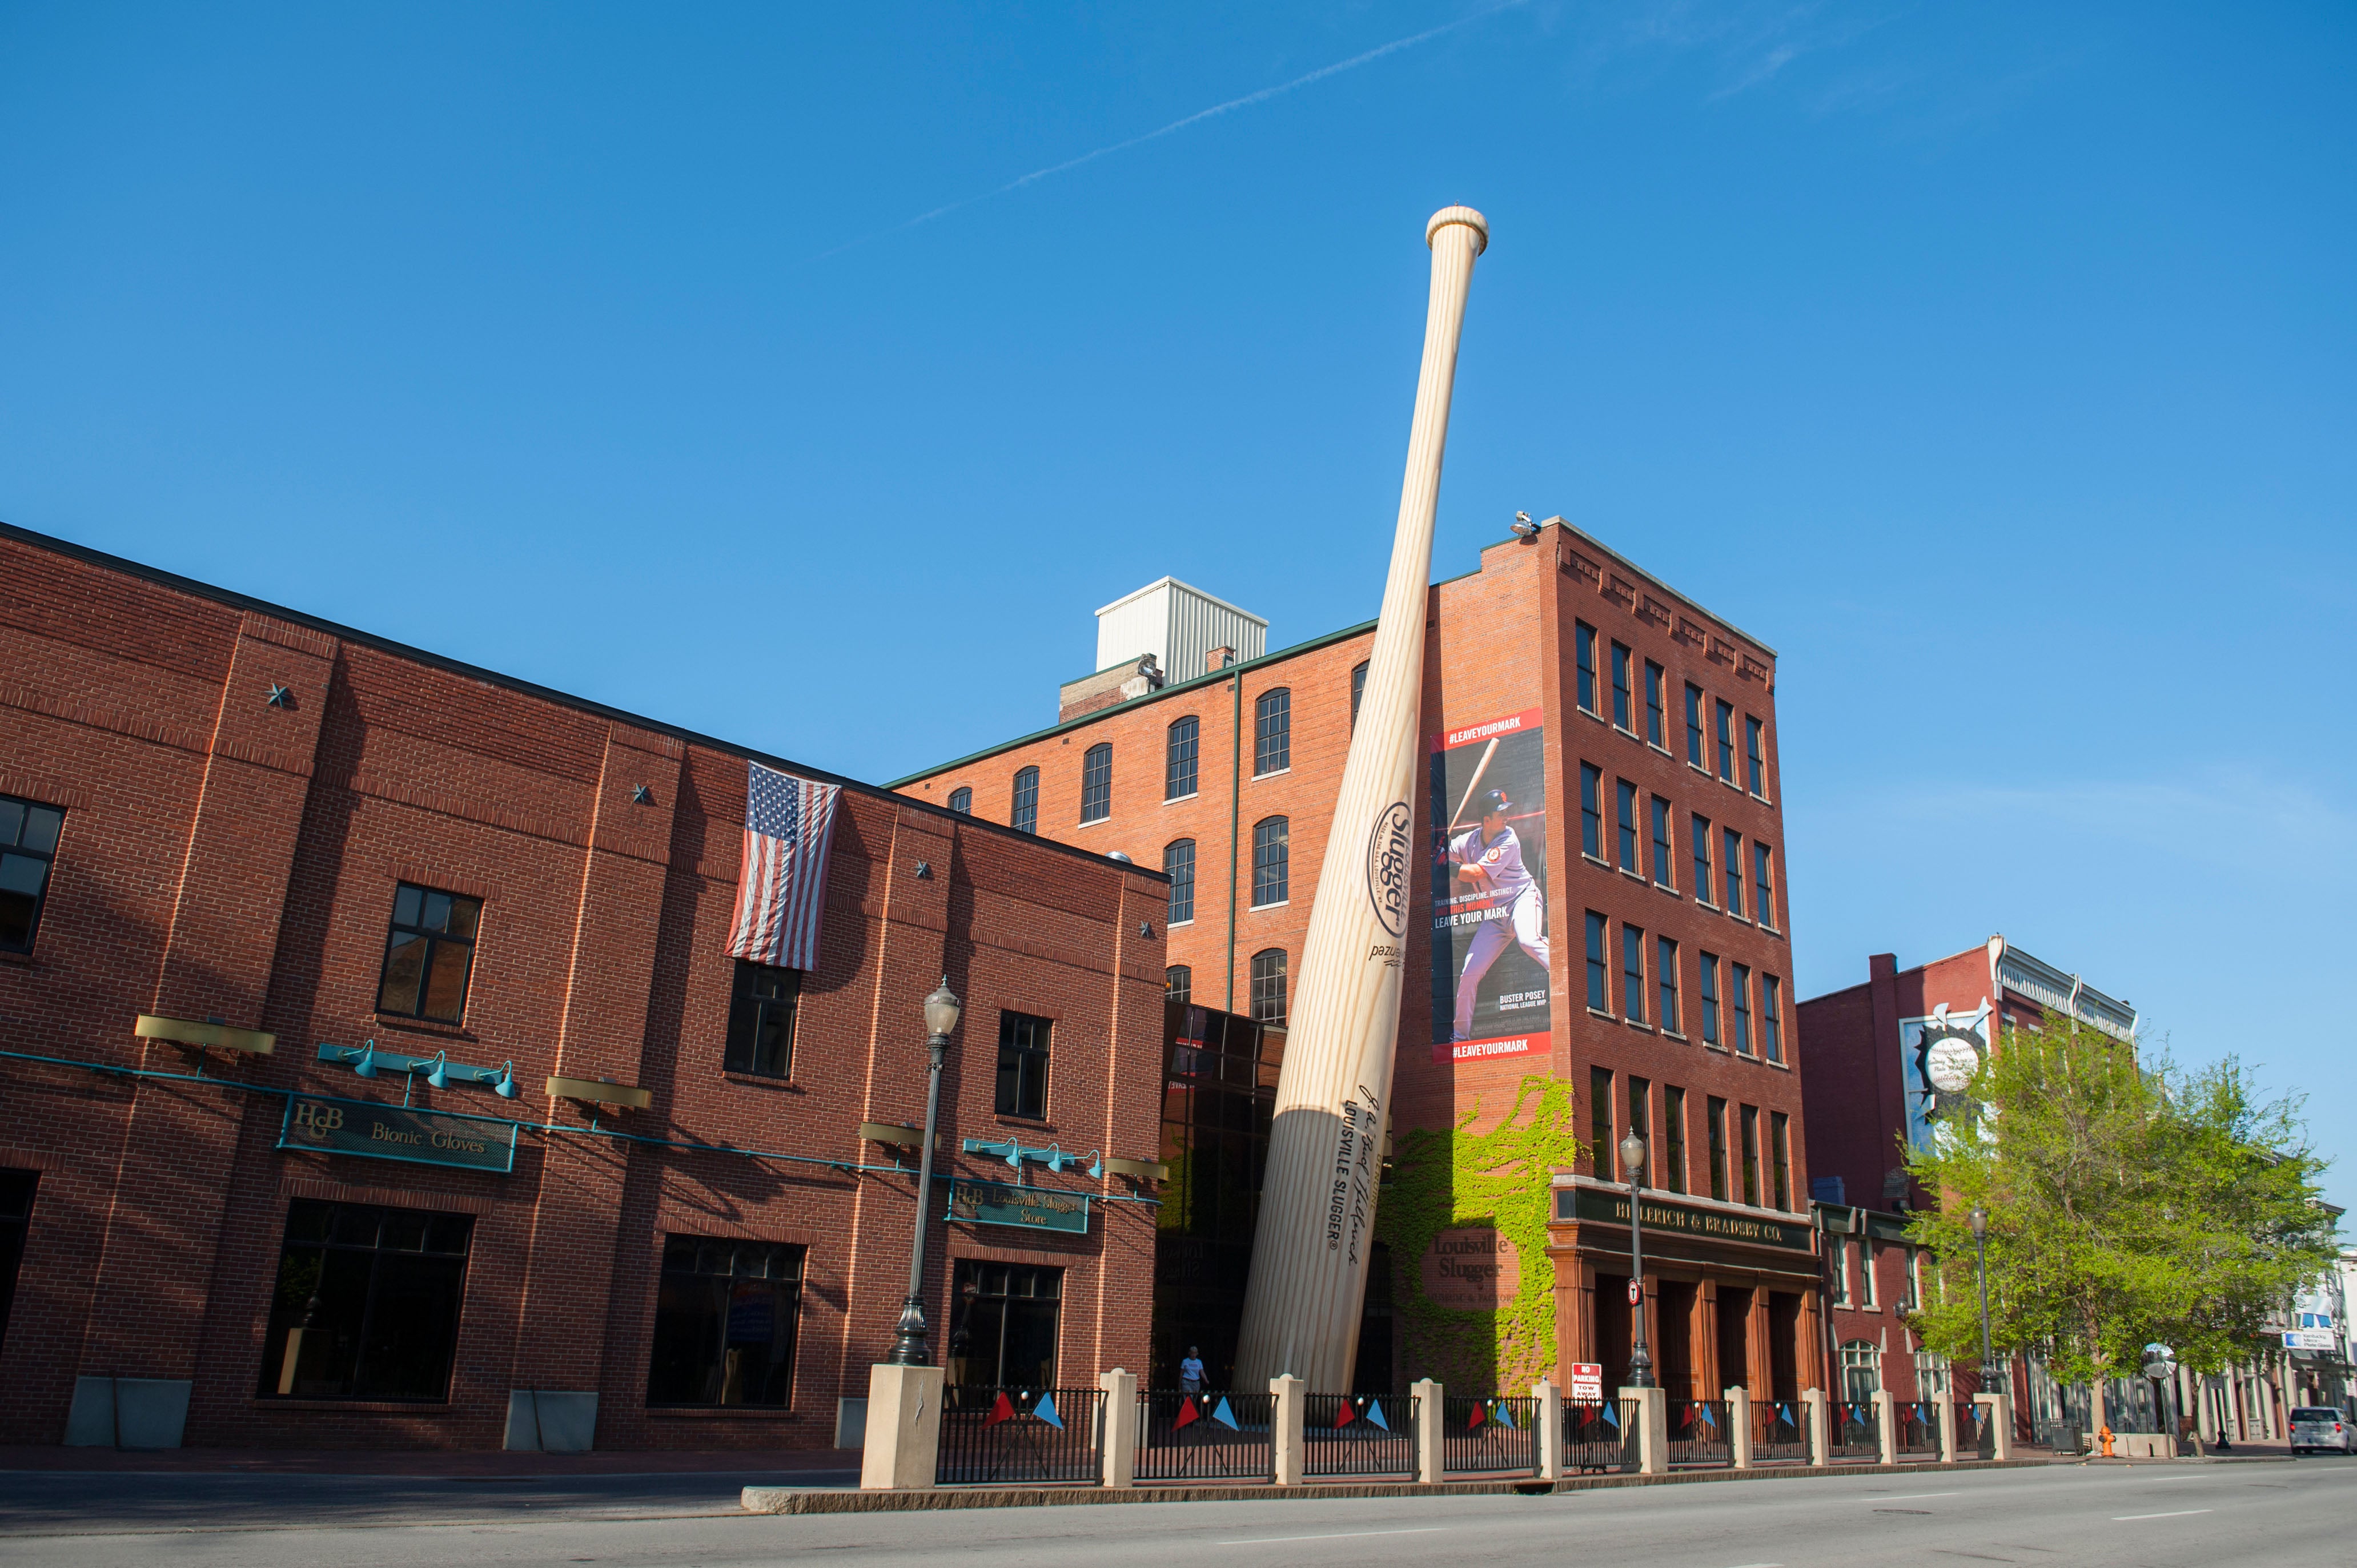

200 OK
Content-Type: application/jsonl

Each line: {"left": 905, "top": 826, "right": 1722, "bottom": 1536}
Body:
{"left": 885, "top": 977, "right": 961, "bottom": 1366}
{"left": 1621, "top": 1131, "right": 1655, "bottom": 1389}
{"left": 1969, "top": 1204, "right": 1995, "bottom": 1394}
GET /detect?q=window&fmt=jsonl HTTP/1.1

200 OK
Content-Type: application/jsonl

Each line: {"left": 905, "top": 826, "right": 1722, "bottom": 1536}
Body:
{"left": 1649, "top": 796, "right": 1673, "bottom": 886}
{"left": 1163, "top": 839, "right": 1196, "bottom": 924}
{"left": 647, "top": 1237, "right": 805, "bottom": 1406}
{"left": 1079, "top": 743, "right": 1112, "bottom": 823}
{"left": 1913, "top": 1349, "right": 1948, "bottom": 1397}
{"left": 1761, "top": 975, "right": 1784, "bottom": 1063}
{"left": 1731, "top": 963, "right": 1753, "bottom": 1054}
{"left": 1745, "top": 716, "right": 1766, "bottom": 797}
{"left": 1611, "top": 642, "right": 1633, "bottom": 729}
{"left": 0, "top": 1168, "right": 35, "bottom": 1353}
{"left": 1249, "top": 948, "right": 1287, "bottom": 1026}
{"left": 1585, "top": 912, "right": 1609, "bottom": 1011}
{"left": 1628, "top": 1076, "right": 1651, "bottom": 1159}
{"left": 1166, "top": 717, "right": 1200, "bottom": 801}
{"left": 1621, "top": 923, "right": 1646, "bottom": 1024}
{"left": 1656, "top": 936, "right": 1679, "bottom": 1033}
{"left": 1722, "top": 827, "right": 1744, "bottom": 916}
{"left": 1165, "top": 965, "right": 1191, "bottom": 1004}
{"left": 259, "top": 1198, "right": 472, "bottom": 1401}
{"left": 995, "top": 1011, "right": 1052, "bottom": 1118}
{"left": 1662, "top": 1088, "right": 1688, "bottom": 1195}
{"left": 1684, "top": 684, "right": 1704, "bottom": 767}
{"left": 1350, "top": 662, "right": 1369, "bottom": 728}
{"left": 1899, "top": 1243, "right": 1920, "bottom": 1309}
{"left": 1706, "top": 1096, "right": 1729, "bottom": 1201}
{"left": 1691, "top": 814, "right": 1713, "bottom": 904}
{"left": 1840, "top": 1339, "right": 1881, "bottom": 1402}
{"left": 949, "top": 1260, "right": 1061, "bottom": 1389}
{"left": 1644, "top": 661, "right": 1665, "bottom": 746}
{"left": 1251, "top": 817, "right": 1289, "bottom": 906}
{"left": 1253, "top": 688, "right": 1291, "bottom": 775}
{"left": 1589, "top": 1066, "right": 1614, "bottom": 1176}
{"left": 947, "top": 787, "right": 972, "bottom": 814}
{"left": 1740, "top": 1104, "right": 1761, "bottom": 1206}
{"left": 1580, "top": 765, "right": 1603, "bottom": 859}
{"left": 724, "top": 960, "right": 801, "bottom": 1078}
{"left": 0, "top": 795, "right": 63, "bottom": 954}
{"left": 1861, "top": 1238, "right": 1880, "bottom": 1308}
{"left": 376, "top": 883, "right": 481, "bottom": 1023}
{"left": 1829, "top": 1235, "right": 1852, "bottom": 1306}
{"left": 1697, "top": 953, "right": 1721, "bottom": 1047}
{"left": 1575, "top": 622, "right": 1599, "bottom": 713}
{"left": 1770, "top": 1111, "right": 1792, "bottom": 1211}
{"left": 1753, "top": 843, "right": 1776, "bottom": 930}
{"left": 1011, "top": 767, "right": 1039, "bottom": 834}
{"left": 1616, "top": 779, "right": 1639, "bottom": 870}
{"left": 1714, "top": 699, "right": 1736, "bottom": 783}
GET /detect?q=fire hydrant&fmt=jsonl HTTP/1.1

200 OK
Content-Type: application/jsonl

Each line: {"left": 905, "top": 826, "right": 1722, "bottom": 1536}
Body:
{"left": 2099, "top": 1424, "right": 2116, "bottom": 1457}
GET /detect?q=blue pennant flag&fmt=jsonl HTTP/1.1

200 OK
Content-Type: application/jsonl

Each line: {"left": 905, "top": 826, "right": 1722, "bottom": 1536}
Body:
{"left": 1496, "top": 1400, "right": 1518, "bottom": 1430}
{"left": 1700, "top": 1404, "right": 1717, "bottom": 1429}
{"left": 1367, "top": 1400, "right": 1390, "bottom": 1432}
{"left": 1603, "top": 1402, "right": 1620, "bottom": 1430}
{"left": 1779, "top": 1404, "right": 1793, "bottom": 1425}
{"left": 1211, "top": 1396, "right": 1239, "bottom": 1431}
{"left": 1034, "top": 1392, "right": 1063, "bottom": 1430}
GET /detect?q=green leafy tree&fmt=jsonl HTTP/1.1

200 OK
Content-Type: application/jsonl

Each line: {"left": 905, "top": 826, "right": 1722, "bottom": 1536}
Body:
{"left": 1903, "top": 1022, "right": 2335, "bottom": 1388}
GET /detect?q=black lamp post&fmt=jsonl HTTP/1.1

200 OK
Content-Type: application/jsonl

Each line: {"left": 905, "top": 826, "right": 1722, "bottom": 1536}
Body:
{"left": 885, "top": 978, "right": 961, "bottom": 1366}
{"left": 1969, "top": 1205, "right": 1995, "bottom": 1391}
{"left": 1622, "top": 1131, "right": 1655, "bottom": 1388}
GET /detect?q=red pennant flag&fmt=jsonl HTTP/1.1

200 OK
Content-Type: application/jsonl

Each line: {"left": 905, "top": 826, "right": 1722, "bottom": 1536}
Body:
{"left": 985, "top": 1392, "right": 1015, "bottom": 1427}
{"left": 1467, "top": 1403, "right": 1487, "bottom": 1430}
{"left": 1334, "top": 1401, "right": 1357, "bottom": 1429}
{"left": 1173, "top": 1396, "right": 1199, "bottom": 1431}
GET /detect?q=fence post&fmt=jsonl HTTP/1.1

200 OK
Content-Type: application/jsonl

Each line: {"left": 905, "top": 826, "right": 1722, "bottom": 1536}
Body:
{"left": 1801, "top": 1387, "right": 1829, "bottom": 1466}
{"left": 1936, "top": 1394, "right": 1957, "bottom": 1464}
{"left": 1974, "top": 1392, "right": 2014, "bottom": 1461}
{"left": 1411, "top": 1378, "right": 1444, "bottom": 1485}
{"left": 1269, "top": 1374, "right": 1306, "bottom": 1486}
{"left": 1729, "top": 1387, "right": 1752, "bottom": 1469}
{"left": 1532, "top": 1378, "right": 1563, "bottom": 1481}
{"left": 1871, "top": 1390, "right": 1898, "bottom": 1466}
{"left": 1098, "top": 1369, "right": 1138, "bottom": 1488}
{"left": 1621, "top": 1385, "right": 1666, "bottom": 1475}
{"left": 858, "top": 1364, "right": 942, "bottom": 1490}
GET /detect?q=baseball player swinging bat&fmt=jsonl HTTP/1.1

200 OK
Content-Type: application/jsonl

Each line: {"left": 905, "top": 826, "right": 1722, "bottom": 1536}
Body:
{"left": 1447, "top": 786, "right": 1551, "bottom": 1042}
{"left": 1233, "top": 206, "right": 1487, "bottom": 1390}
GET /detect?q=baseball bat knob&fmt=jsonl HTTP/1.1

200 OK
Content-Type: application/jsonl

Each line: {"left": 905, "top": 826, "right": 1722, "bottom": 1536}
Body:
{"left": 1426, "top": 205, "right": 1489, "bottom": 254}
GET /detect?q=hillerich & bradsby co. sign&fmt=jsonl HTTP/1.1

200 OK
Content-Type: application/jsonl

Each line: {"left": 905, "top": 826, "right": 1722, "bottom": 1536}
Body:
{"left": 1555, "top": 1185, "right": 1813, "bottom": 1251}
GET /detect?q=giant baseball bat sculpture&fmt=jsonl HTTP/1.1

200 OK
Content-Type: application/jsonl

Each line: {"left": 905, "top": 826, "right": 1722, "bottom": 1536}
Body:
{"left": 1234, "top": 206, "right": 1488, "bottom": 1389}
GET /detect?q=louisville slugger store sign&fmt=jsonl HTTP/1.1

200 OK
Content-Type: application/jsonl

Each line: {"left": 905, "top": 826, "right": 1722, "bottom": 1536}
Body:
{"left": 276, "top": 1094, "right": 519, "bottom": 1174}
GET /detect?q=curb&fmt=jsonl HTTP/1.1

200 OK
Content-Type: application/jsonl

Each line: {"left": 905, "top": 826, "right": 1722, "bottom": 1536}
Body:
{"left": 742, "top": 1458, "right": 2045, "bottom": 1514}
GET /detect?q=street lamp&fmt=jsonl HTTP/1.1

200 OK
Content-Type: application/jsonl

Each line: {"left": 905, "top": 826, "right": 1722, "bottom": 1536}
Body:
{"left": 1969, "top": 1205, "right": 1995, "bottom": 1393}
{"left": 1621, "top": 1131, "right": 1655, "bottom": 1388}
{"left": 885, "top": 978, "right": 961, "bottom": 1366}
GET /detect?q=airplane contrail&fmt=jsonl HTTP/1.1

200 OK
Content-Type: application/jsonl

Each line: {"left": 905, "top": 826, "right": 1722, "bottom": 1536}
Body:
{"left": 814, "top": 2, "right": 1527, "bottom": 260}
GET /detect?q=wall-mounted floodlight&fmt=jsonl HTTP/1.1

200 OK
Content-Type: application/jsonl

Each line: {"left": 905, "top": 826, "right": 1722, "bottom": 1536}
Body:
{"left": 353, "top": 1042, "right": 379, "bottom": 1079}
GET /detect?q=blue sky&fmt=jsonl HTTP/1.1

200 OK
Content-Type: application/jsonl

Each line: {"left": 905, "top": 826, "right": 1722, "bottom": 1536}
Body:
{"left": 4, "top": 3, "right": 2352, "bottom": 1207}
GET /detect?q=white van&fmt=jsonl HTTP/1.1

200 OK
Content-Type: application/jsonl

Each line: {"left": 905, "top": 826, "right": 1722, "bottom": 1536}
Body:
{"left": 2289, "top": 1406, "right": 2352, "bottom": 1455}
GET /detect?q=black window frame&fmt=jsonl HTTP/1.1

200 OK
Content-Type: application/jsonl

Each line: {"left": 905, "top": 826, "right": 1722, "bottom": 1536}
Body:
{"left": 1248, "top": 948, "right": 1287, "bottom": 1026}
{"left": 1621, "top": 922, "right": 1646, "bottom": 1024}
{"left": 1769, "top": 1111, "right": 1792, "bottom": 1211}
{"left": 1166, "top": 716, "right": 1200, "bottom": 801}
{"left": 1163, "top": 838, "right": 1196, "bottom": 924}
{"left": 258, "top": 1197, "right": 474, "bottom": 1402}
{"left": 1010, "top": 766, "right": 1039, "bottom": 834}
{"left": 1649, "top": 794, "right": 1673, "bottom": 886}
{"left": 723, "top": 959, "right": 802, "bottom": 1079}
{"left": 1730, "top": 962, "right": 1753, "bottom": 1055}
{"left": 1722, "top": 827, "right": 1744, "bottom": 916}
{"left": 1575, "top": 622, "right": 1598, "bottom": 713}
{"left": 1740, "top": 1104, "right": 1761, "bottom": 1207}
{"left": 1745, "top": 715, "right": 1766, "bottom": 797}
{"left": 949, "top": 1260, "right": 1062, "bottom": 1389}
{"left": 1661, "top": 1087, "right": 1688, "bottom": 1195}
{"left": 1699, "top": 952, "right": 1721, "bottom": 1046}
{"left": 1656, "top": 934, "right": 1679, "bottom": 1033}
{"left": 947, "top": 786, "right": 972, "bottom": 814}
{"left": 1253, "top": 688, "right": 1291, "bottom": 777}
{"left": 1684, "top": 683, "right": 1704, "bottom": 767}
{"left": 1589, "top": 1066, "right": 1614, "bottom": 1176}
{"left": 1714, "top": 699, "right": 1736, "bottom": 782}
{"left": 1610, "top": 641, "right": 1634, "bottom": 730}
{"left": 1615, "top": 779, "right": 1639, "bottom": 871}
{"left": 1165, "top": 964, "right": 1192, "bottom": 1004}
{"left": 1079, "top": 742, "right": 1113, "bottom": 824}
{"left": 1691, "top": 812, "right": 1713, "bottom": 904}
{"left": 1761, "top": 974, "right": 1784, "bottom": 1063}
{"left": 1753, "top": 842, "right": 1776, "bottom": 929}
{"left": 1250, "top": 816, "right": 1288, "bottom": 907}
{"left": 1628, "top": 1075, "right": 1651, "bottom": 1159}
{"left": 1580, "top": 763, "right": 1603, "bottom": 859}
{"left": 645, "top": 1235, "right": 807, "bottom": 1408}
{"left": 995, "top": 1010, "right": 1053, "bottom": 1119}
{"left": 0, "top": 794, "right": 65, "bottom": 955}
{"left": 375, "top": 882, "right": 483, "bottom": 1024}
{"left": 1644, "top": 660, "right": 1665, "bottom": 746}
{"left": 1350, "top": 662, "right": 1369, "bottom": 729}
{"left": 1585, "top": 911, "right": 1609, "bottom": 1012}
{"left": 1706, "top": 1095, "right": 1729, "bottom": 1201}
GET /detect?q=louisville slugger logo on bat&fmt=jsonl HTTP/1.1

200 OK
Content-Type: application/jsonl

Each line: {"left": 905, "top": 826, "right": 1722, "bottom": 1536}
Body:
{"left": 1364, "top": 799, "right": 1412, "bottom": 937}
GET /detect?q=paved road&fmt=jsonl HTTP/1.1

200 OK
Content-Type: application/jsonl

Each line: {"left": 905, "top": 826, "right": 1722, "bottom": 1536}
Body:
{"left": 4, "top": 1458, "right": 2352, "bottom": 1567}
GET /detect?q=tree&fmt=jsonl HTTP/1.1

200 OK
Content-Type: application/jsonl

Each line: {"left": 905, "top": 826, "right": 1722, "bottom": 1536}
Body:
{"left": 1902, "top": 1021, "right": 2335, "bottom": 1390}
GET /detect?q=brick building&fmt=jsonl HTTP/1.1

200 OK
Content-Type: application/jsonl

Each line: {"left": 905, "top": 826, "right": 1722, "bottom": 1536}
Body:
{"left": 0, "top": 521, "right": 1166, "bottom": 1452}
{"left": 894, "top": 517, "right": 1822, "bottom": 1403}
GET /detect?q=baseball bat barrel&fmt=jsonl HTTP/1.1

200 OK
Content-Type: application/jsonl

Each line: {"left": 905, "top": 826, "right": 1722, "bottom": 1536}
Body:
{"left": 1449, "top": 737, "right": 1502, "bottom": 830}
{"left": 1234, "top": 206, "right": 1487, "bottom": 1389}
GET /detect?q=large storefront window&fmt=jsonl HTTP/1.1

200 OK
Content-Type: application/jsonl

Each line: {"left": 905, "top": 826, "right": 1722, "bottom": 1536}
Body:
{"left": 948, "top": 1260, "right": 1061, "bottom": 1388}
{"left": 1840, "top": 1339, "right": 1882, "bottom": 1402}
{"left": 646, "top": 1237, "right": 805, "bottom": 1406}
{"left": 0, "top": 1168, "right": 35, "bottom": 1354}
{"left": 259, "top": 1199, "right": 473, "bottom": 1400}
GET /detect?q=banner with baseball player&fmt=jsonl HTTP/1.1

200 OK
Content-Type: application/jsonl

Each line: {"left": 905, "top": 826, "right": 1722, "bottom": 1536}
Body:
{"left": 1427, "top": 707, "right": 1552, "bottom": 1064}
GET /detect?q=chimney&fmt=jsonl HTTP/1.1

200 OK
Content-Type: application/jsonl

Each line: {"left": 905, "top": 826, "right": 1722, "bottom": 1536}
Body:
{"left": 1206, "top": 646, "right": 1236, "bottom": 674}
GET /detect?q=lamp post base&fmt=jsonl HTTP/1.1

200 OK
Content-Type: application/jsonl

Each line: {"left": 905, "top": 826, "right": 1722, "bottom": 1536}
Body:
{"left": 884, "top": 1297, "right": 931, "bottom": 1366}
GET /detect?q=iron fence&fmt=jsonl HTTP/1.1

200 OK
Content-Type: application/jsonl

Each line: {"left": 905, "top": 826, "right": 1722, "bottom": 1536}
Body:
{"left": 1302, "top": 1393, "right": 1415, "bottom": 1478}
{"left": 1751, "top": 1398, "right": 1809, "bottom": 1463}
{"left": 1442, "top": 1395, "right": 1539, "bottom": 1473}
{"left": 1954, "top": 1400, "right": 1991, "bottom": 1460}
{"left": 1896, "top": 1400, "right": 1940, "bottom": 1456}
{"left": 1668, "top": 1398, "right": 1733, "bottom": 1467}
{"left": 1560, "top": 1400, "right": 1629, "bottom": 1473}
{"left": 1831, "top": 1400, "right": 1880, "bottom": 1461}
{"left": 1133, "top": 1390, "right": 1273, "bottom": 1482}
{"left": 936, "top": 1385, "right": 1103, "bottom": 1485}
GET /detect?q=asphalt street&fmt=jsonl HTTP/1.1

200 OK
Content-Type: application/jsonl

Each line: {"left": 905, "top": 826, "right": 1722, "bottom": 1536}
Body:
{"left": 3, "top": 1458, "right": 2353, "bottom": 1568}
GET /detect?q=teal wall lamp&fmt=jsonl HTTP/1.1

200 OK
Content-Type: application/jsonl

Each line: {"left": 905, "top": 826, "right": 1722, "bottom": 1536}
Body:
{"left": 962, "top": 1136, "right": 1100, "bottom": 1177}
{"left": 318, "top": 1040, "right": 519, "bottom": 1099}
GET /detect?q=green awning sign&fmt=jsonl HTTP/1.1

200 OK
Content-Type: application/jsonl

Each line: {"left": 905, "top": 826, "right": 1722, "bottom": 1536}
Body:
{"left": 945, "top": 1178, "right": 1090, "bottom": 1234}
{"left": 278, "top": 1093, "right": 517, "bottom": 1174}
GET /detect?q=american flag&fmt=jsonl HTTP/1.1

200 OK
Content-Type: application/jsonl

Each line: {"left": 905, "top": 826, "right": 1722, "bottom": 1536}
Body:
{"left": 726, "top": 761, "right": 842, "bottom": 972}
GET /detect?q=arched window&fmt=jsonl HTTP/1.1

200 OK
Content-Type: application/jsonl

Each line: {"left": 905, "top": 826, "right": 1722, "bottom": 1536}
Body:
{"left": 1163, "top": 839, "right": 1196, "bottom": 924}
{"left": 1253, "top": 688, "right": 1291, "bottom": 775}
{"left": 1079, "top": 742, "right": 1112, "bottom": 823}
{"left": 1250, "top": 949, "right": 1287, "bottom": 1026}
{"left": 1350, "top": 662, "right": 1369, "bottom": 729}
{"left": 1010, "top": 767, "right": 1038, "bottom": 834}
{"left": 1250, "top": 817, "right": 1288, "bottom": 907}
{"left": 1165, "top": 715, "right": 1199, "bottom": 801}
{"left": 1165, "top": 965, "right": 1192, "bottom": 1005}
{"left": 947, "top": 787, "right": 971, "bottom": 814}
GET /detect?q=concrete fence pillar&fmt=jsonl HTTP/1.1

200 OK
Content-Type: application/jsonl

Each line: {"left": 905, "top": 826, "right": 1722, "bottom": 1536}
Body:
{"left": 1973, "top": 1392, "right": 2014, "bottom": 1461}
{"left": 1871, "top": 1390, "right": 1898, "bottom": 1466}
{"left": 859, "top": 1364, "right": 942, "bottom": 1490}
{"left": 1729, "top": 1386, "right": 1753, "bottom": 1469}
{"left": 1622, "top": 1385, "right": 1667, "bottom": 1475}
{"left": 1270, "top": 1373, "right": 1306, "bottom": 1487}
{"left": 1801, "top": 1387, "right": 1829, "bottom": 1466}
{"left": 1533, "top": 1377, "right": 1563, "bottom": 1481}
{"left": 1936, "top": 1393, "right": 1957, "bottom": 1464}
{"left": 1098, "top": 1368, "right": 1138, "bottom": 1488}
{"left": 1411, "top": 1378, "right": 1444, "bottom": 1485}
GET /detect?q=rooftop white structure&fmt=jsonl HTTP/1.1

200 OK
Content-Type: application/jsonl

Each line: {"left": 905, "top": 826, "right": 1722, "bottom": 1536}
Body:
{"left": 1093, "top": 577, "right": 1266, "bottom": 685}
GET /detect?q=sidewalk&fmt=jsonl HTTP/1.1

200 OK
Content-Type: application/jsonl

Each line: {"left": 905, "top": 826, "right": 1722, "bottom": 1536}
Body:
{"left": 0, "top": 1444, "right": 861, "bottom": 1478}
